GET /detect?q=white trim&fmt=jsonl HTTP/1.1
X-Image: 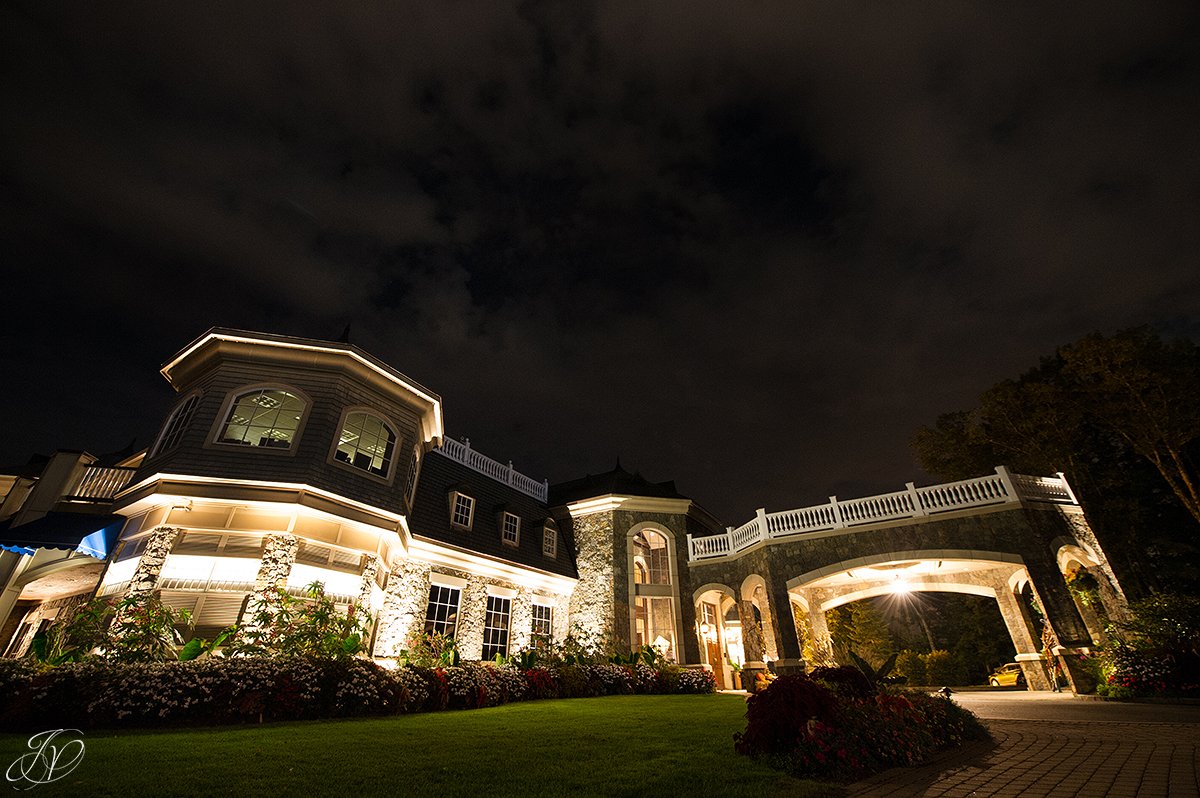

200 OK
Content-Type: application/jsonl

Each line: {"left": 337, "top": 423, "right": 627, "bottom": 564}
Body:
{"left": 567, "top": 494, "right": 693, "bottom": 518}
{"left": 450, "top": 491, "right": 475, "bottom": 530}
{"left": 407, "top": 536, "right": 576, "bottom": 595}
{"left": 501, "top": 512, "right": 521, "bottom": 547}
{"left": 207, "top": 383, "right": 313, "bottom": 455}
{"left": 486, "top": 584, "right": 517, "bottom": 599}
{"left": 430, "top": 572, "right": 468, "bottom": 590}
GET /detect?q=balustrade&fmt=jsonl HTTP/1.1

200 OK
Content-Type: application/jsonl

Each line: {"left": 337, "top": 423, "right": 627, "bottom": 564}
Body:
{"left": 688, "top": 468, "right": 1078, "bottom": 561}
{"left": 64, "top": 466, "right": 137, "bottom": 501}
{"left": 434, "top": 438, "right": 549, "bottom": 502}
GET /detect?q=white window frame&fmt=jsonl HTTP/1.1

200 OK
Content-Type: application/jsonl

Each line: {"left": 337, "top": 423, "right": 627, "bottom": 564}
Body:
{"left": 482, "top": 594, "right": 512, "bottom": 660}
{"left": 542, "top": 522, "right": 557, "bottom": 558}
{"left": 327, "top": 406, "right": 400, "bottom": 482}
{"left": 424, "top": 580, "right": 463, "bottom": 637}
{"left": 450, "top": 492, "right": 475, "bottom": 530}
{"left": 151, "top": 391, "right": 202, "bottom": 458}
{"left": 531, "top": 602, "right": 553, "bottom": 641}
{"left": 209, "top": 384, "right": 311, "bottom": 455}
{"left": 501, "top": 512, "right": 521, "bottom": 547}
{"left": 403, "top": 446, "right": 422, "bottom": 507}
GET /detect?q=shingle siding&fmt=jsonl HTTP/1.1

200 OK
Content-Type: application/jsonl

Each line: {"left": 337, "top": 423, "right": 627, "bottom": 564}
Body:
{"left": 136, "top": 358, "right": 422, "bottom": 516}
{"left": 409, "top": 451, "right": 577, "bottom": 579}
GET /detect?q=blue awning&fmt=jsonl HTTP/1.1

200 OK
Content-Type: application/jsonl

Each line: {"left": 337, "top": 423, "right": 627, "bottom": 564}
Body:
{"left": 0, "top": 513, "right": 124, "bottom": 559}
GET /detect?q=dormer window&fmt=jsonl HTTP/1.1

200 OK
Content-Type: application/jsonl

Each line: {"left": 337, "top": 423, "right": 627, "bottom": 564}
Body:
{"left": 450, "top": 492, "right": 475, "bottom": 530}
{"left": 542, "top": 521, "right": 557, "bottom": 558}
{"left": 501, "top": 513, "right": 520, "bottom": 547}
{"left": 152, "top": 393, "right": 200, "bottom": 456}
{"left": 219, "top": 388, "right": 305, "bottom": 449}
{"left": 334, "top": 411, "right": 397, "bottom": 477}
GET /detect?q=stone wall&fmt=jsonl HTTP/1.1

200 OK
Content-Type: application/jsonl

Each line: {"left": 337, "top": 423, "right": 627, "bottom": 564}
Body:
{"left": 372, "top": 556, "right": 572, "bottom": 661}
{"left": 567, "top": 511, "right": 616, "bottom": 651}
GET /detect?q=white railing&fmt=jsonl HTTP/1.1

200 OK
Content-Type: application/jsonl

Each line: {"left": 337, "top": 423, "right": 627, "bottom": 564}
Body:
{"left": 64, "top": 466, "right": 137, "bottom": 501}
{"left": 688, "top": 467, "right": 1079, "bottom": 561}
{"left": 435, "top": 438, "right": 549, "bottom": 502}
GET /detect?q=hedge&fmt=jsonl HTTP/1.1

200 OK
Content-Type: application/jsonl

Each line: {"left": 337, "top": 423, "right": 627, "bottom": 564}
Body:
{"left": 0, "top": 657, "right": 715, "bottom": 730}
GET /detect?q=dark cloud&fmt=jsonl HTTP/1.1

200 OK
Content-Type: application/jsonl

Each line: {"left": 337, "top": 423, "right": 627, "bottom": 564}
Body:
{"left": 2, "top": 0, "right": 1197, "bottom": 522}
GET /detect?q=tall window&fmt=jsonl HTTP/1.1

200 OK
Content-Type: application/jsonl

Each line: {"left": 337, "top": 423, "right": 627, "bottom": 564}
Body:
{"left": 501, "top": 513, "right": 520, "bottom": 547}
{"left": 154, "top": 393, "right": 200, "bottom": 456}
{"left": 450, "top": 493, "right": 475, "bottom": 529}
{"left": 630, "top": 528, "right": 676, "bottom": 661}
{"left": 482, "top": 595, "right": 512, "bottom": 660}
{"left": 424, "top": 584, "right": 461, "bottom": 637}
{"left": 531, "top": 603, "right": 553, "bottom": 644}
{"left": 335, "top": 411, "right": 396, "bottom": 476}
{"left": 632, "top": 530, "right": 670, "bottom": 584}
{"left": 219, "top": 388, "right": 305, "bottom": 449}
{"left": 542, "top": 522, "right": 557, "bottom": 558}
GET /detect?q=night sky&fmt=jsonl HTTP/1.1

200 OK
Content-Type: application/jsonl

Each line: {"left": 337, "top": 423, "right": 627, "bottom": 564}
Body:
{"left": 2, "top": 2, "right": 1198, "bottom": 525}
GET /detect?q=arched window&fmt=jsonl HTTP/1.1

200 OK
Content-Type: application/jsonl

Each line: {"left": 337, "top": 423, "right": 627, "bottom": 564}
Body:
{"left": 152, "top": 393, "right": 200, "bottom": 456}
{"left": 219, "top": 388, "right": 306, "bottom": 449}
{"left": 629, "top": 527, "right": 676, "bottom": 660}
{"left": 334, "top": 411, "right": 396, "bottom": 476}
{"left": 632, "top": 530, "right": 671, "bottom": 584}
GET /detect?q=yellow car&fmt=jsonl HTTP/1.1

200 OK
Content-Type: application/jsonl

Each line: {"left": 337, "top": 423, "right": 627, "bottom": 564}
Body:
{"left": 989, "top": 662, "right": 1026, "bottom": 687}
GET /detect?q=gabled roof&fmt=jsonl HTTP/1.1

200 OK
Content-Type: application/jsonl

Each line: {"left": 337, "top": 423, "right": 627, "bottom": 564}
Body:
{"left": 549, "top": 462, "right": 689, "bottom": 506}
{"left": 409, "top": 450, "right": 577, "bottom": 579}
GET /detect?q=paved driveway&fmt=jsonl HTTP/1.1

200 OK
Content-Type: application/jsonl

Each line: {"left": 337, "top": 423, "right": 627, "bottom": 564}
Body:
{"left": 847, "top": 692, "right": 1200, "bottom": 798}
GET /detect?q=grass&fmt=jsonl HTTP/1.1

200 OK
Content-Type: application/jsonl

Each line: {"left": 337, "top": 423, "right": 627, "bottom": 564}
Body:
{"left": 0, "top": 694, "right": 840, "bottom": 797}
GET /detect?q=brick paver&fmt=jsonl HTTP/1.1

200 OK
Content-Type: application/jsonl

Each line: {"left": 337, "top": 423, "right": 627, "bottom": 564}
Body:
{"left": 848, "top": 720, "right": 1200, "bottom": 798}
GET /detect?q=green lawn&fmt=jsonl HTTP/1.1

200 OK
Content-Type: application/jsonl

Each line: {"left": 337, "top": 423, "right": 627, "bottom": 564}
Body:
{"left": 0, "top": 694, "right": 840, "bottom": 797}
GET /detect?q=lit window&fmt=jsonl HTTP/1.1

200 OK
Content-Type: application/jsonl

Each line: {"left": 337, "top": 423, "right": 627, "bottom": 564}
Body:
{"left": 632, "top": 530, "right": 671, "bottom": 584}
{"left": 219, "top": 388, "right": 305, "bottom": 449}
{"left": 482, "top": 595, "right": 511, "bottom": 660}
{"left": 542, "top": 522, "right": 557, "bottom": 558}
{"left": 404, "top": 447, "right": 421, "bottom": 505}
{"left": 154, "top": 393, "right": 200, "bottom": 456}
{"left": 531, "top": 603, "right": 553, "bottom": 643}
{"left": 334, "top": 411, "right": 396, "bottom": 476}
{"left": 502, "top": 513, "right": 520, "bottom": 547}
{"left": 451, "top": 493, "right": 475, "bottom": 529}
{"left": 424, "top": 584, "right": 461, "bottom": 637}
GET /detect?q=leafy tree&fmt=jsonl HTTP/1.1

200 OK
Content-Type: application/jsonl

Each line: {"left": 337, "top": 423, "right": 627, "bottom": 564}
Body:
{"left": 828, "top": 599, "right": 895, "bottom": 668}
{"left": 913, "top": 326, "right": 1200, "bottom": 594}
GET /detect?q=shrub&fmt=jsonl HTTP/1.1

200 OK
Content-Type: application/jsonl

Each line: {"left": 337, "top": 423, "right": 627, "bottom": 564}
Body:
{"left": 1095, "top": 593, "right": 1200, "bottom": 698}
{"left": 734, "top": 676, "right": 988, "bottom": 781}
{"left": 809, "top": 665, "right": 873, "bottom": 698}
{"left": 922, "top": 650, "right": 963, "bottom": 686}
{"left": 895, "top": 650, "right": 926, "bottom": 686}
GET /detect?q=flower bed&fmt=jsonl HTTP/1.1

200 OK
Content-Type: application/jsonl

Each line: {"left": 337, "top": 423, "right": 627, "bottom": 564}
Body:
{"left": 0, "top": 657, "right": 714, "bottom": 730}
{"left": 733, "top": 669, "right": 988, "bottom": 781}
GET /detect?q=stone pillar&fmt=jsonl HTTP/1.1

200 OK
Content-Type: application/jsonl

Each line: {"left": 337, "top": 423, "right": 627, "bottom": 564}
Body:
{"left": 510, "top": 589, "right": 533, "bottom": 652}
{"left": 373, "top": 558, "right": 431, "bottom": 658}
{"left": 123, "top": 527, "right": 181, "bottom": 597}
{"left": 457, "top": 577, "right": 487, "bottom": 660}
{"left": 994, "top": 589, "right": 1052, "bottom": 691}
{"left": 355, "top": 556, "right": 381, "bottom": 641}
{"left": 567, "top": 511, "right": 617, "bottom": 653}
{"left": 242, "top": 533, "right": 298, "bottom": 632}
{"left": 737, "top": 599, "right": 765, "bottom": 665}
{"left": 765, "top": 577, "right": 804, "bottom": 673}
{"left": 755, "top": 586, "right": 780, "bottom": 660}
{"left": 807, "top": 604, "right": 836, "bottom": 668}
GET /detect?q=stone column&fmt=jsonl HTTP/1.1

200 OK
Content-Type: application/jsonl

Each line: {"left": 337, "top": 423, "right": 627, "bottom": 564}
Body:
{"left": 765, "top": 577, "right": 805, "bottom": 674}
{"left": 807, "top": 604, "right": 836, "bottom": 668}
{"left": 755, "top": 586, "right": 780, "bottom": 661}
{"left": 457, "top": 577, "right": 487, "bottom": 660}
{"left": 994, "top": 588, "right": 1052, "bottom": 691}
{"left": 355, "top": 556, "right": 381, "bottom": 644}
{"left": 373, "top": 558, "right": 431, "bottom": 658}
{"left": 510, "top": 589, "right": 533, "bottom": 653}
{"left": 241, "top": 533, "right": 298, "bottom": 632}
{"left": 123, "top": 527, "right": 181, "bottom": 597}
{"left": 567, "top": 511, "right": 617, "bottom": 653}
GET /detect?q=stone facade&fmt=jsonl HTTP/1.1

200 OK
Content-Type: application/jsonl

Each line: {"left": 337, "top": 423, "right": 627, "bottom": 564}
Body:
{"left": 567, "top": 511, "right": 617, "bottom": 650}
{"left": 123, "top": 526, "right": 180, "bottom": 596}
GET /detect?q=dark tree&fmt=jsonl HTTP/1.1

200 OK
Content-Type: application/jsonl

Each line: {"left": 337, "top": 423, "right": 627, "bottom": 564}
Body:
{"left": 912, "top": 327, "right": 1200, "bottom": 596}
